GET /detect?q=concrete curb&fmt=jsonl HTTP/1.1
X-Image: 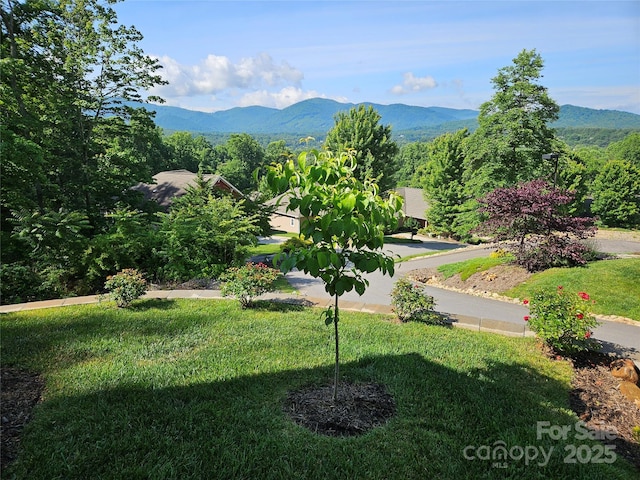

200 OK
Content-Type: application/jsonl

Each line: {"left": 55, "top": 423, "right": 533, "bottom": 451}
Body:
{"left": 1, "top": 289, "right": 535, "bottom": 338}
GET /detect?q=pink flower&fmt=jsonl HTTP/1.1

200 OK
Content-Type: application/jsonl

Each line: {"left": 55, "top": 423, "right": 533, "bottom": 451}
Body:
{"left": 584, "top": 331, "right": 592, "bottom": 339}
{"left": 578, "top": 292, "right": 590, "bottom": 301}
{"left": 524, "top": 316, "right": 530, "bottom": 322}
{"left": 576, "top": 313, "right": 584, "bottom": 320}
{"left": 523, "top": 299, "right": 529, "bottom": 305}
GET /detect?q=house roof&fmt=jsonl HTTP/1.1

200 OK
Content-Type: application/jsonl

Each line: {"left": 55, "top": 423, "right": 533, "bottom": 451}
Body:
{"left": 394, "top": 187, "right": 428, "bottom": 220}
{"left": 133, "top": 169, "right": 242, "bottom": 207}
{"left": 265, "top": 191, "right": 300, "bottom": 218}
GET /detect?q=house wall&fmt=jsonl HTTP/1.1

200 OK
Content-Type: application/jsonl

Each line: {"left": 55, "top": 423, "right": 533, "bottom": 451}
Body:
{"left": 270, "top": 214, "right": 300, "bottom": 234}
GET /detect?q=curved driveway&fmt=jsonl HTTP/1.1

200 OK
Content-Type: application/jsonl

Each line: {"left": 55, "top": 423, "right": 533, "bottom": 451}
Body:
{"left": 285, "top": 237, "right": 640, "bottom": 361}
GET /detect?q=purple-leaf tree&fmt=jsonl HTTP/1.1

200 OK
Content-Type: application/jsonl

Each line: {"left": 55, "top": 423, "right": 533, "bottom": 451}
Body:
{"left": 474, "top": 179, "right": 595, "bottom": 272}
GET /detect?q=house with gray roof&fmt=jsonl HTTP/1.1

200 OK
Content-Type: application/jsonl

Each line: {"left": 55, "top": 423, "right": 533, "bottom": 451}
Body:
{"left": 133, "top": 170, "right": 242, "bottom": 208}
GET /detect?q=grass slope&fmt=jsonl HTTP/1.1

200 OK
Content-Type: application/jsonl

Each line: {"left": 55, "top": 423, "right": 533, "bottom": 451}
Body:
{"left": 1, "top": 300, "right": 636, "bottom": 479}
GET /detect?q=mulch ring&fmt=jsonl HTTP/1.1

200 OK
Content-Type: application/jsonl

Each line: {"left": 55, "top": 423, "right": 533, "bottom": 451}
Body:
{"left": 563, "top": 349, "right": 640, "bottom": 470}
{"left": 0, "top": 367, "right": 45, "bottom": 469}
{"left": 283, "top": 381, "right": 396, "bottom": 437}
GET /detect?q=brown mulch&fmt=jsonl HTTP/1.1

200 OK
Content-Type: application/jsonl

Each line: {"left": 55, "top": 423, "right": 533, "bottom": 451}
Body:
{"left": 283, "top": 381, "right": 396, "bottom": 437}
{"left": 566, "top": 349, "right": 640, "bottom": 470}
{"left": 0, "top": 367, "right": 44, "bottom": 470}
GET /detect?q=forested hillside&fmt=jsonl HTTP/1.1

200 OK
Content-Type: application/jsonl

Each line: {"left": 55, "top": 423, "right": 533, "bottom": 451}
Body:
{"left": 144, "top": 98, "right": 640, "bottom": 135}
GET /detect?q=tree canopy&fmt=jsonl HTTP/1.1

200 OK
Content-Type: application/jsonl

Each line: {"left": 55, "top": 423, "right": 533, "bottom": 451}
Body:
{"left": 465, "top": 49, "right": 560, "bottom": 195}
{"left": 324, "top": 105, "right": 399, "bottom": 192}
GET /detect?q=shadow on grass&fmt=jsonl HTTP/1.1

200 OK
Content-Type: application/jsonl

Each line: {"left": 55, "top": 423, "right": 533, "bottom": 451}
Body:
{"left": 6, "top": 352, "right": 637, "bottom": 479}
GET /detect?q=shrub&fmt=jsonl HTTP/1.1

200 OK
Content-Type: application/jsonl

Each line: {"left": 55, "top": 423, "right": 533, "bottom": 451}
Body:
{"left": 279, "top": 235, "right": 312, "bottom": 254}
{"left": 391, "top": 278, "right": 441, "bottom": 324}
{"left": 104, "top": 269, "right": 148, "bottom": 308}
{"left": 524, "top": 286, "right": 600, "bottom": 353}
{"left": 220, "top": 262, "right": 281, "bottom": 308}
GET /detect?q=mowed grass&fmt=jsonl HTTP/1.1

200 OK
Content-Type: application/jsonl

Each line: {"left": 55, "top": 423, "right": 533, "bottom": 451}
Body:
{"left": 435, "top": 255, "right": 640, "bottom": 321}
{"left": 506, "top": 258, "right": 640, "bottom": 320}
{"left": 1, "top": 300, "right": 636, "bottom": 479}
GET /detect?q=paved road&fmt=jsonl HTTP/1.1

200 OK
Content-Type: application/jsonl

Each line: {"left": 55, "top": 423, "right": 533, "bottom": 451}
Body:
{"left": 283, "top": 237, "right": 640, "bottom": 360}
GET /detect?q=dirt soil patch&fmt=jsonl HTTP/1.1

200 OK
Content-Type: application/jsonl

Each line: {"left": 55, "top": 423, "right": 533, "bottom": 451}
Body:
{"left": 283, "top": 381, "right": 396, "bottom": 437}
{"left": 408, "top": 263, "right": 531, "bottom": 299}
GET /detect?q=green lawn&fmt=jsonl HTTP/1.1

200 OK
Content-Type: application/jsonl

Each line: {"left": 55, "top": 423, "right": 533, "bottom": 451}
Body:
{"left": 1, "top": 300, "right": 636, "bottom": 479}
{"left": 435, "top": 255, "right": 640, "bottom": 321}
{"left": 505, "top": 258, "right": 640, "bottom": 320}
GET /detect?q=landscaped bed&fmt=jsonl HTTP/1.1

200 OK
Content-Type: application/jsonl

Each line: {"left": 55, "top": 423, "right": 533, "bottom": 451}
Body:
{"left": 1, "top": 299, "right": 638, "bottom": 478}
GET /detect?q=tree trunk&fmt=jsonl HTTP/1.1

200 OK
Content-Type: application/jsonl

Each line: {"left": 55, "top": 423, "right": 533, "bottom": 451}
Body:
{"left": 333, "top": 293, "right": 340, "bottom": 402}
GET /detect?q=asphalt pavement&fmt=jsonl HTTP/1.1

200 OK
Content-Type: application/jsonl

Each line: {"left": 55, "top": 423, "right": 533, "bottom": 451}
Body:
{"left": 281, "top": 235, "right": 640, "bottom": 362}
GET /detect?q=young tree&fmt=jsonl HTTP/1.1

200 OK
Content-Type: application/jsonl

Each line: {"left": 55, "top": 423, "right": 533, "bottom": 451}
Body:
{"left": 265, "top": 149, "right": 403, "bottom": 401}
{"left": 465, "top": 49, "right": 560, "bottom": 195}
{"left": 324, "top": 105, "right": 399, "bottom": 191}
{"left": 474, "top": 180, "right": 595, "bottom": 272}
{"left": 591, "top": 160, "right": 640, "bottom": 228}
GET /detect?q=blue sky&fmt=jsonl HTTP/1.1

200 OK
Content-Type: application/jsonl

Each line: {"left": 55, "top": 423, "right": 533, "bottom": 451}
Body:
{"left": 113, "top": 0, "right": 640, "bottom": 113}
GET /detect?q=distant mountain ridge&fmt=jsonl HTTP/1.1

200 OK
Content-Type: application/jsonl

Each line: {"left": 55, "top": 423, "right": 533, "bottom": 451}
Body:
{"left": 141, "top": 98, "right": 640, "bottom": 135}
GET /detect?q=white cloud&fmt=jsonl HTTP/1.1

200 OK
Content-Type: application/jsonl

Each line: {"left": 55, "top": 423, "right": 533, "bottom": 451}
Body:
{"left": 238, "top": 87, "right": 347, "bottom": 109}
{"left": 391, "top": 72, "right": 437, "bottom": 95}
{"left": 151, "top": 52, "right": 304, "bottom": 98}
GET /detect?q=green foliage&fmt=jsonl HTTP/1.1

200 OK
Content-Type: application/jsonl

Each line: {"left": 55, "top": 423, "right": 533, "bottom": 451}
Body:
{"left": 591, "top": 160, "right": 640, "bottom": 228}
{"left": 104, "top": 268, "right": 148, "bottom": 308}
{"left": 420, "top": 129, "right": 470, "bottom": 238}
{"left": 390, "top": 279, "right": 440, "bottom": 323}
{"left": 83, "top": 207, "right": 161, "bottom": 288}
{"left": 394, "top": 141, "right": 430, "bottom": 186}
{"left": 265, "top": 148, "right": 403, "bottom": 399}
{"left": 465, "top": 49, "right": 559, "bottom": 195}
{"left": 279, "top": 235, "right": 312, "bottom": 253}
{"left": 0, "top": 263, "right": 48, "bottom": 305}
{"left": 606, "top": 131, "right": 640, "bottom": 167}
{"left": 325, "top": 105, "right": 399, "bottom": 191}
{"left": 158, "top": 193, "right": 259, "bottom": 282}
{"left": 524, "top": 287, "right": 600, "bottom": 353}
{"left": 163, "top": 132, "right": 215, "bottom": 173}
{"left": 11, "top": 208, "right": 91, "bottom": 296}
{"left": 220, "top": 262, "right": 282, "bottom": 308}
{"left": 211, "top": 133, "right": 265, "bottom": 192}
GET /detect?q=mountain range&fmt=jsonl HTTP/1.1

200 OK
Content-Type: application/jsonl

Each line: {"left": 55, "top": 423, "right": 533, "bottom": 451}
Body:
{"left": 141, "top": 98, "right": 640, "bottom": 135}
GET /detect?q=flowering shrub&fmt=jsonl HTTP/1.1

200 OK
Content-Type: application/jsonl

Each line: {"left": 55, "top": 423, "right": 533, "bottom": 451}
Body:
{"left": 390, "top": 278, "right": 441, "bottom": 324}
{"left": 220, "top": 262, "right": 281, "bottom": 308}
{"left": 524, "top": 286, "right": 600, "bottom": 353}
{"left": 104, "top": 268, "right": 147, "bottom": 308}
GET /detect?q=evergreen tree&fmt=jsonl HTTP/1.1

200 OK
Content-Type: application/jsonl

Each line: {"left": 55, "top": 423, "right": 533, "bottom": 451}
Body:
{"left": 325, "top": 105, "right": 399, "bottom": 191}
{"left": 465, "top": 49, "right": 560, "bottom": 195}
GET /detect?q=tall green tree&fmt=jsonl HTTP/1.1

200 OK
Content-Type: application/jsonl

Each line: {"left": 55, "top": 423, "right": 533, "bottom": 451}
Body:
{"left": 213, "top": 134, "right": 265, "bottom": 192}
{"left": 325, "top": 105, "right": 399, "bottom": 191}
{"left": 421, "top": 129, "right": 470, "bottom": 238}
{"left": 1, "top": 0, "right": 166, "bottom": 301}
{"left": 394, "top": 141, "right": 430, "bottom": 187}
{"left": 591, "top": 160, "right": 640, "bottom": 228}
{"left": 606, "top": 132, "right": 640, "bottom": 168}
{"left": 163, "top": 132, "right": 215, "bottom": 173}
{"left": 465, "top": 49, "right": 560, "bottom": 195}
{"left": 1, "top": 0, "right": 165, "bottom": 224}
